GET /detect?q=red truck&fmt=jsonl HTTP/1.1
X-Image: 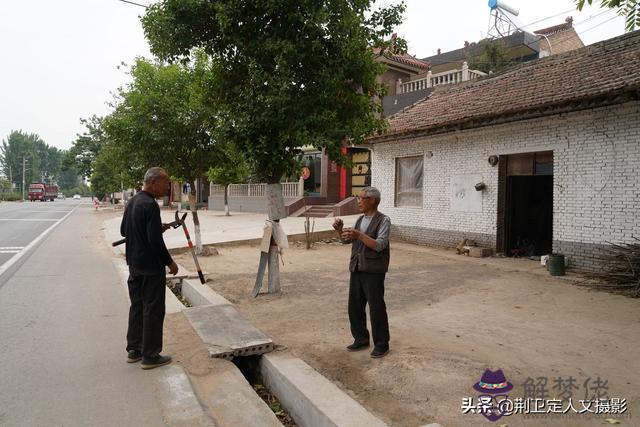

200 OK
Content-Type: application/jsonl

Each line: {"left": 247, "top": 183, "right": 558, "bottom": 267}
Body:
{"left": 28, "top": 182, "right": 59, "bottom": 201}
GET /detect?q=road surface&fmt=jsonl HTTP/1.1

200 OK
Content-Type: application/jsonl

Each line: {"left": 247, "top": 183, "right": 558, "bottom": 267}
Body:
{"left": 0, "top": 200, "right": 169, "bottom": 426}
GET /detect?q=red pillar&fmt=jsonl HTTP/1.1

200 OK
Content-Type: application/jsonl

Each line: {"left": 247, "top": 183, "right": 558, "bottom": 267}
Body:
{"left": 339, "top": 147, "right": 347, "bottom": 200}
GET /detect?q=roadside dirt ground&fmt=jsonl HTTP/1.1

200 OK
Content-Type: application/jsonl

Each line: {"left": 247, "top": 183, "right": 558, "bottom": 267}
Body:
{"left": 173, "top": 240, "right": 640, "bottom": 427}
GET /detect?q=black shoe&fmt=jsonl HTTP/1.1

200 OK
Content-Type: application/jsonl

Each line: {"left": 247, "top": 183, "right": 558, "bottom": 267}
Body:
{"left": 127, "top": 350, "right": 142, "bottom": 363}
{"left": 141, "top": 355, "right": 172, "bottom": 370}
{"left": 346, "top": 342, "right": 370, "bottom": 352}
{"left": 370, "top": 347, "right": 389, "bottom": 358}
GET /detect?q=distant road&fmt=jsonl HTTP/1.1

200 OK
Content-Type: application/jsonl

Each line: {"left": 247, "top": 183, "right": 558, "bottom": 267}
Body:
{"left": 0, "top": 199, "right": 82, "bottom": 275}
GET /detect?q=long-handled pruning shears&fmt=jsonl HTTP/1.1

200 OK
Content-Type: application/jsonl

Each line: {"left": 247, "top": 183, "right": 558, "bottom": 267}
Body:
{"left": 112, "top": 210, "right": 206, "bottom": 285}
{"left": 112, "top": 211, "right": 185, "bottom": 247}
{"left": 174, "top": 210, "right": 206, "bottom": 285}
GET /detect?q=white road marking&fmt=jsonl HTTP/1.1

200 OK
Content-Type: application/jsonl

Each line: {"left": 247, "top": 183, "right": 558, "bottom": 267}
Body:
{"left": 13, "top": 210, "right": 74, "bottom": 213}
{"left": 0, "top": 219, "right": 59, "bottom": 222}
{"left": 0, "top": 250, "right": 21, "bottom": 254}
{"left": 0, "top": 247, "right": 24, "bottom": 250}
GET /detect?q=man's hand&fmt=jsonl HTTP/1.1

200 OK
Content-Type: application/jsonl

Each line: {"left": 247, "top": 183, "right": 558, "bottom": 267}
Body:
{"left": 162, "top": 223, "right": 171, "bottom": 233}
{"left": 168, "top": 261, "right": 179, "bottom": 276}
{"left": 332, "top": 218, "right": 344, "bottom": 232}
{"left": 341, "top": 228, "right": 361, "bottom": 241}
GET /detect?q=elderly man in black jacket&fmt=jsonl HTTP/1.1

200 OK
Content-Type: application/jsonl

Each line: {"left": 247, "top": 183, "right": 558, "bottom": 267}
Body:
{"left": 333, "top": 187, "right": 391, "bottom": 358}
{"left": 120, "top": 167, "right": 178, "bottom": 369}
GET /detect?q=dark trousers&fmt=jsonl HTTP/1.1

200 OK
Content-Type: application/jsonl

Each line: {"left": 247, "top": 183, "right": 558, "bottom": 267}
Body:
{"left": 126, "top": 271, "right": 166, "bottom": 358}
{"left": 348, "top": 271, "right": 390, "bottom": 350}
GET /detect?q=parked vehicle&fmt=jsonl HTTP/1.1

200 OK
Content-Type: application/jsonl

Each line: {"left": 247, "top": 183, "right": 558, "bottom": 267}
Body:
{"left": 28, "top": 183, "right": 59, "bottom": 201}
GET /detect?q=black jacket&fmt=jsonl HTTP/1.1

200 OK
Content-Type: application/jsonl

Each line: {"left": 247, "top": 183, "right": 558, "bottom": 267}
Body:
{"left": 120, "top": 191, "right": 173, "bottom": 274}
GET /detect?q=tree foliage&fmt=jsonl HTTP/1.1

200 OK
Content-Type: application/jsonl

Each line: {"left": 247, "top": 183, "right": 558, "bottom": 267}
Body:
{"left": 467, "top": 40, "right": 511, "bottom": 74}
{"left": 63, "top": 115, "right": 107, "bottom": 180}
{"left": 142, "top": 0, "right": 406, "bottom": 183}
{"left": 0, "top": 130, "right": 78, "bottom": 190}
{"left": 576, "top": 0, "right": 639, "bottom": 31}
{"left": 103, "top": 55, "right": 221, "bottom": 189}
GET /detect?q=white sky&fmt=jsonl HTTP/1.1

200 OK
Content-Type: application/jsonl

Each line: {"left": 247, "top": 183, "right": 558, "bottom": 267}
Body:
{"left": 0, "top": 0, "right": 627, "bottom": 150}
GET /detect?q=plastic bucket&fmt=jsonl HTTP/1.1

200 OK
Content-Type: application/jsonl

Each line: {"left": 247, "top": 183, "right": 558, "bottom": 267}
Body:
{"left": 548, "top": 254, "right": 565, "bottom": 276}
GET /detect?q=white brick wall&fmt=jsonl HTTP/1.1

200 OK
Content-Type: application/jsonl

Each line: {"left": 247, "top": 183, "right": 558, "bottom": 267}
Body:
{"left": 372, "top": 101, "right": 640, "bottom": 248}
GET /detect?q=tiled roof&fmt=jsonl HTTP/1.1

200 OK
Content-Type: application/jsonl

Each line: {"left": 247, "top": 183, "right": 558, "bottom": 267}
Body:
{"left": 534, "top": 21, "right": 573, "bottom": 36}
{"left": 382, "top": 89, "right": 433, "bottom": 117}
{"left": 375, "top": 48, "right": 430, "bottom": 70}
{"left": 372, "top": 31, "right": 640, "bottom": 142}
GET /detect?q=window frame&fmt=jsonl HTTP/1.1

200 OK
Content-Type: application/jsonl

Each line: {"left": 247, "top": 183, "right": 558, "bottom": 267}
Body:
{"left": 394, "top": 154, "right": 424, "bottom": 208}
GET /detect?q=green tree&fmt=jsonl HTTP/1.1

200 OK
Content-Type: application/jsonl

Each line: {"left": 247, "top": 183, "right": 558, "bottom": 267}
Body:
{"left": 142, "top": 0, "right": 405, "bottom": 289}
{"left": 467, "top": 40, "right": 510, "bottom": 74}
{"left": 1, "top": 131, "right": 41, "bottom": 191}
{"left": 0, "top": 131, "right": 68, "bottom": 194}
{"left": 90, "top": 149, "right": 122, "bottom": 201}
{"left": 103, "top": 55, "right": 223, "bottom": 252}
{"left": 206, "top": 142, "right": 250, "bottom": 216}
{"left": 143, "top": 0, "right": 404, "bottom": 210}
{"left": 0, "top": 177, "right": 10, "bottom": 192}
{"left": 576, "top": 0, "right": 639, "bottom": 31}
{"left": 56, "top": 167, "right": 80, "bottom": 190}
{"left": 64, "top": 116, "right": 108, "bottom": 180}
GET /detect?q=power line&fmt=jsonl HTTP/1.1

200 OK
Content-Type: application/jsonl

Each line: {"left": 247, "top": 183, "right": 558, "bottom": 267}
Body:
{"left": 519, "top": 8, "right": 576, "bottom": 29}
{"left": 578, "top": 13, "right": 621, "bottom": 35}
{"left": 116, "top": 0, "right": 148, "bottom": 8}
{"left": 572, "top": 8, "right": 616, "bottom": 27}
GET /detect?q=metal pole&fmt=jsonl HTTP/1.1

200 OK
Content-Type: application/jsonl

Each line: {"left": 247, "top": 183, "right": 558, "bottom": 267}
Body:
{"left": 22, "top": 157, "right": 25, "bottom": 202}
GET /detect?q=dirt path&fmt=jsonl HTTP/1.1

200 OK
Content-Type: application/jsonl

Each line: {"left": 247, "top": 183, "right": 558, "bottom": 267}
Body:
{"left": 172, "top": 240, "right": 640, "bottom": 426}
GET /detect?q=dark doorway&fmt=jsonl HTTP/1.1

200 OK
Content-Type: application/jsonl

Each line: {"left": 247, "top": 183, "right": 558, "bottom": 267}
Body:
{"left": 498, "top": 151, "right": 553, "bottom": 257}
{"left": 506, "top": 175, "right": 553, "bottom": 256}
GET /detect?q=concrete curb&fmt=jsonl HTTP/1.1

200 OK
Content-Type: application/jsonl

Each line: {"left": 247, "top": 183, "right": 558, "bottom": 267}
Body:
{"left": 180, "top": 277, "right": 231, "bottom": 307}
{"left": 261, "top": 352, "right": 387, "bottom": 427}
{"left": 176, "top": 276, "right": 390, "bottom": 427}
{"left": 0, "top": 204, "right": 79, "bottom": 288}
{"left": 155, "top": 365, "right": 218, "bottom": 426}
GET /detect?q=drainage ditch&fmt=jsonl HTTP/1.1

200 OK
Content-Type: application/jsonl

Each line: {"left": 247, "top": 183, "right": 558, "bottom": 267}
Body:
{"left": 233, "top": 355, "right": 298, "bottom": 427}
{"left": 166, "top": 279, "right": 192, "bottom": 307}
{"left": 168, "top": 279, "right": 296, "bottom": 426}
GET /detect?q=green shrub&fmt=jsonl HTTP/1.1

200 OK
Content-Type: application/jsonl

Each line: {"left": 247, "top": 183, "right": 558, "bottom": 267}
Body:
{"left": 0, "top": 192, "right": 22, "bottom": 201}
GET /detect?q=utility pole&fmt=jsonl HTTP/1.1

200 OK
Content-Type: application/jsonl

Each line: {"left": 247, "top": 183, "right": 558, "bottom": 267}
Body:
{"left": 22, "top": 157, "right": 28, "bottom": 202}
{"left": 22, "top": 157, "right": 26, "bottom": 202}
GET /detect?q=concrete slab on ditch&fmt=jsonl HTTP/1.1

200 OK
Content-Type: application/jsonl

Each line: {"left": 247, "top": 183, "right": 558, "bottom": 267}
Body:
{"left": 261, "top": 351, "right": 388, "bottom": 427}
{"left": 183, "top": 304, "right": 274, "bottom": 359}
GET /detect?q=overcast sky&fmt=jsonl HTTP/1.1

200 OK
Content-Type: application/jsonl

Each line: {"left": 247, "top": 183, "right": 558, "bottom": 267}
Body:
{"left": 0, "top": 0, "right": 627, "bottom": 150}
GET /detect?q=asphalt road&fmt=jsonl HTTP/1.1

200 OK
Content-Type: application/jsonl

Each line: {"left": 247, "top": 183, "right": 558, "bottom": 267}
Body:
{"left": 0, "top": 200, "right": 168, "bottom": 426}
{"left": 0, "top": 199, "right": 80, "bottom": 269}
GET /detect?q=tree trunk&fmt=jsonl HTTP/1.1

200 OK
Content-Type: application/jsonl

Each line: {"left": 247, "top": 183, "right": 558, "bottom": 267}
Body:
{"left": 190, "top": 181, "right": 203, "bottom": 255}
{"left": 265, "top": 182, "right": 286, "bottom": 294}
{"left": 192, "top": 208, "right": 203, "bottom": 255}
{"left": 224, "top": 183, "right": 230, "bottom": 216}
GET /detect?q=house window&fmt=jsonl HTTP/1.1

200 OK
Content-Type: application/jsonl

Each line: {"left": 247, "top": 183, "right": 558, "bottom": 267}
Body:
{"left": 395, "top": 155, "right": 424, "bottom": 207}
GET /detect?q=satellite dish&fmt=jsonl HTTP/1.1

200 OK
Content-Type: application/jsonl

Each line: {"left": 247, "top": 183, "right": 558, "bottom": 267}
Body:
{"left": 488, "top": 0, "right": 519, "bottom": 16}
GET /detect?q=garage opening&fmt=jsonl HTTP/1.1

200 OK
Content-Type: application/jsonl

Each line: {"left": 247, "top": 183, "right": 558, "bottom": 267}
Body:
{"left": 498, "top": 151, "right": 553, "bottom": 257}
